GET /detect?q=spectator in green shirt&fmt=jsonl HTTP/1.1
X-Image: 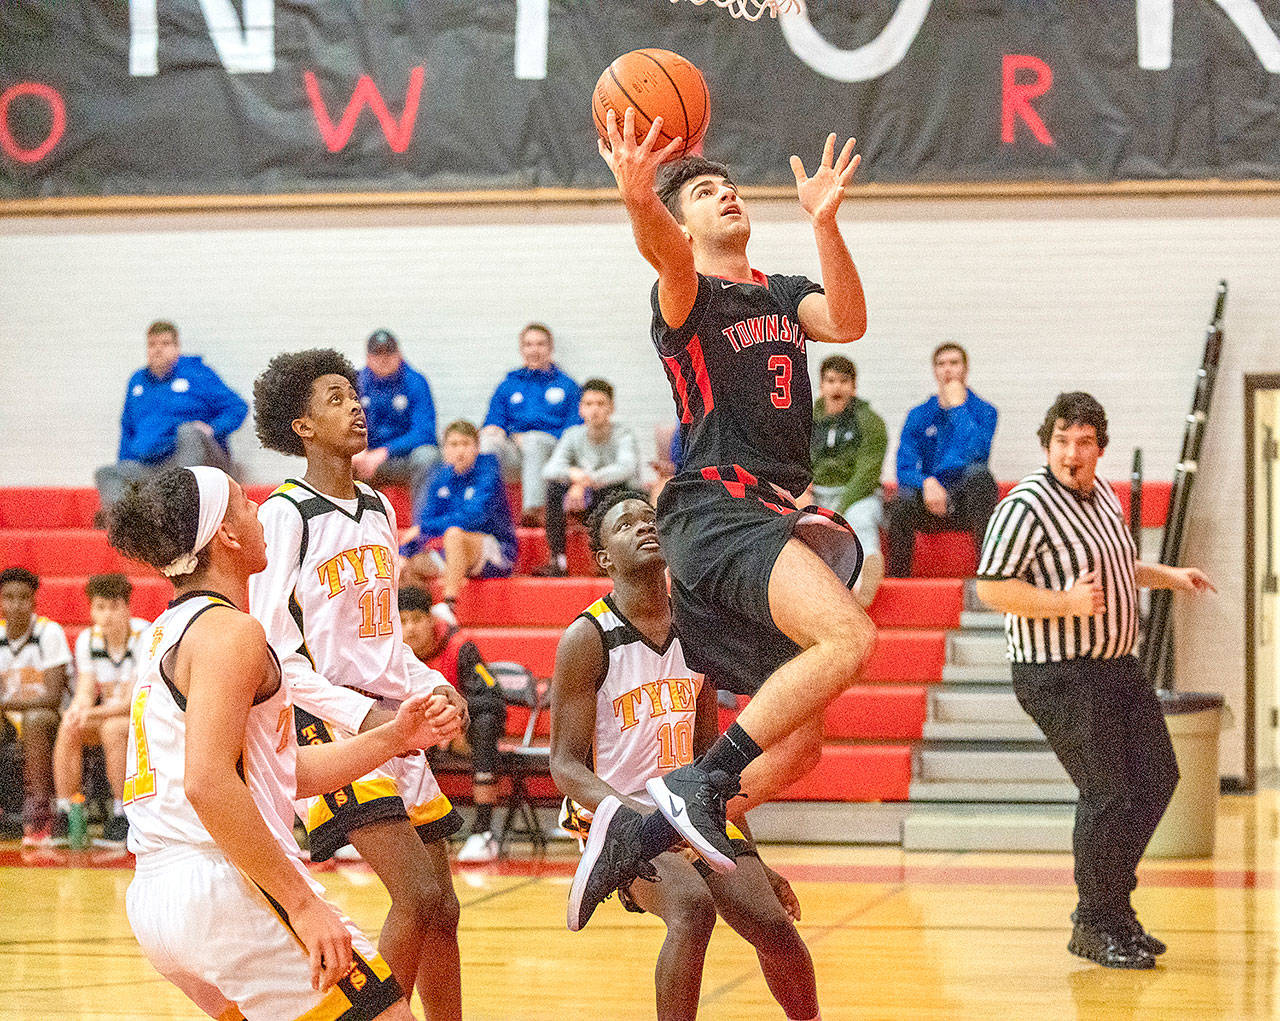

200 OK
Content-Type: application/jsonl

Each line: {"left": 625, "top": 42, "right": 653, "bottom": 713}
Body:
{"left": 809, "top": 355, "right": 888, "bottom": 606}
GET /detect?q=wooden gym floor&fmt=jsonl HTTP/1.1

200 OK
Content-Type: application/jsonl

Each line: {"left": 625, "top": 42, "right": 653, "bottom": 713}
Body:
{"left": 0, "top": 791, "right": 1275, "bottom": 1020}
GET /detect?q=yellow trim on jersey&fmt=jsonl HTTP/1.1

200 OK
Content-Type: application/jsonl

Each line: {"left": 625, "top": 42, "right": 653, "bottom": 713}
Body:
{"left": 292, "top": 951, "right": 395, "bottom": 1021}
{"left": 272, "top": 481, "right": 301, "bottom": 498}
{"left": 306, "top": 776, "right": 401, "bottom": 831}
{"left": 726, "top": 821, "right": 745, "bottom": 841}
{"left": 584, "top": 598, "right": 610, "bottom": 619}
{"left": 216, "top": 1006, "right": 247, "bottom": 1021}
{"left": 407, "top": 792, "right": 454, "bottom": 828}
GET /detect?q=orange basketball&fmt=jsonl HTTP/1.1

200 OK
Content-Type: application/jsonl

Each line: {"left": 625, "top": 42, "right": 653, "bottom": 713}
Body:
{"left": 593, "top": 49, "right": 710, "bottom": 162}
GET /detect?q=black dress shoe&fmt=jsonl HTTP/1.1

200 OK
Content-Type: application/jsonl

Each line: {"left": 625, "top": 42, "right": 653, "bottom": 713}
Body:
{"left": 1068, "top": 921, "right": 1156, "bottom": 969}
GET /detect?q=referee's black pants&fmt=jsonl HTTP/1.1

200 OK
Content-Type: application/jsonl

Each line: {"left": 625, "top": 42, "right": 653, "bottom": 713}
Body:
{"left": 1011, "top": 655, "right": 1179, "bottom": 928}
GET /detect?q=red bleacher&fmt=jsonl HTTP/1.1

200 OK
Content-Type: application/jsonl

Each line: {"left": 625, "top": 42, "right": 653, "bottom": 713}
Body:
{"left": 0, "top": 483, "right": 1172, "bottom": 809}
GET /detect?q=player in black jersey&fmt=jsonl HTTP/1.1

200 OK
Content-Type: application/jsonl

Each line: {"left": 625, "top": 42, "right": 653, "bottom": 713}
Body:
{"left": 580, "top": 108, "right": 876, "bottom": 896}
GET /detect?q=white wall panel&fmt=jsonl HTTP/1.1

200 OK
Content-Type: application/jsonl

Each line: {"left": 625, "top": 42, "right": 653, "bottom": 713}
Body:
{"left": 2, "top": 191, "right": 1277, "bottom": 778}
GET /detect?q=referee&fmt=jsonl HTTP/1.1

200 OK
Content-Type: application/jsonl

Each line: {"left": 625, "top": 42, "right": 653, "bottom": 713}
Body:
{"left": 976, "top": 392, "right": 1215, "bottom": 969}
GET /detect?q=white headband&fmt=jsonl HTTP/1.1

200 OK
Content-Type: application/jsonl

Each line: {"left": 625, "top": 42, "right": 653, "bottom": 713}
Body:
{"left": 161, "top": 467, "right": 232, "bottom": 578}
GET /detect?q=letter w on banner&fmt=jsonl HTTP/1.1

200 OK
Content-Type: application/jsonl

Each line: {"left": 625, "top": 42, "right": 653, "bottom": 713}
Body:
{"left": 304, "top": 68, "right": 425, "bottom": 154}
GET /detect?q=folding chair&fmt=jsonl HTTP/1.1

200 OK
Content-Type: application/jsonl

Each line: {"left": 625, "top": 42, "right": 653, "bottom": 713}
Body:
{"left": 488, "top": 662, "right": 551, "bottom": 856}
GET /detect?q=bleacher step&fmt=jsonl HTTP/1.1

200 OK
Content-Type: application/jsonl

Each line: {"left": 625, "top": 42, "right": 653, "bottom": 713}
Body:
{"left": 959, "top": 610, "right": 1004, "bottom": 631}
{"left": 901, "top": 806, "right": 1074, "bottom": 851}
{"left": 746, "top": 801, "right": 909, "bottom": 845}
{"left": 946, "top": 632, "right": 1009, "bottom": 667}
{"left": 941, "top": 664, "right": 1013, "bottom": 683}
{"left": 908, "top": 780, "right": 1078, "bottom": 803}
{"left": 916, "top": 747, "right": 1068, "bottom": 783}
{"left": 921, "top": 721, "right": 1044, "bottom": 742}
{"left": 928, "top": 688, "right": 1027, "bottom": 723}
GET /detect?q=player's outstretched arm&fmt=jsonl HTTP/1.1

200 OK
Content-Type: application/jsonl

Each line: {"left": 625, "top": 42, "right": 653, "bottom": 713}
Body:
{"left": 599, "top": 107, "right": 700, "bottom": 330}
{"left": 792, "top": 134, "right": 867, "bottom": 345}
{"left": 296, "top": 691, "right": 462, "bottom": 798}
{"left": 182, "top": 610, "right": 353, "bottom": 993}
{"left": 549, "top": 618, "right": 645, "bottom": 814}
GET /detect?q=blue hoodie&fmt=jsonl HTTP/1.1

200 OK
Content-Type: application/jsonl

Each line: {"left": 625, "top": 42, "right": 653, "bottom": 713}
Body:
{"left": 358, "top": 360, "right": 438, "bottom": 457}
{"left": 117, "top": 355, "right": 248, "bottom": 463}
{"left": 402, "top": 453, "right": 517, "bottom": 563}
{"left": 896, "top": 390, "right": 998, "bottom": 491}
{"left": 483, "top": 365, "right": 582, "bottom": 437}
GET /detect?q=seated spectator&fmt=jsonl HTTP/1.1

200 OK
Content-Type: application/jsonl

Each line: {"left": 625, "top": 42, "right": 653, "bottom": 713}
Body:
{"left": 0, "top": 567, "right": 71, "bottom": 845}
{"left": 400, "top": 586, "right": 504, "bottom": 864}
{"left": 887, "top": 342, "right": 999, "bottom": 577}
{"left": 51, "top": 574, "right": 149, "bottom": 847}
{"left": 401, "top": 420, "right": 518, "bottom": 626}
{"left": 535, "top": 379, "right": 639, "bottom": 577}
{"left": 809, "top": 355, "right": 888, "bottom": 606}
{"left": 647, "top": 422, "right": 682, "bottom": 504}
{"left": 351, "top": 329, "right": 440, "bottom": 517}
{"left": 94, "top": 320, "right": 248, "bottom": 518}
{"left": 479, "top": 322, "right": 582, "bottom": 524}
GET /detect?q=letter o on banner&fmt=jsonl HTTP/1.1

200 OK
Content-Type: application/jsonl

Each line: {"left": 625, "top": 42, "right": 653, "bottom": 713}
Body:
{"left": 0, "top": 82, "right": 67, "bottom": 163}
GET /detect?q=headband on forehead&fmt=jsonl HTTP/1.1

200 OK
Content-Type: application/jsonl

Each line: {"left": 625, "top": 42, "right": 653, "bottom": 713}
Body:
{"left": 161, "top": 467, "right": 232, "bottom": 578}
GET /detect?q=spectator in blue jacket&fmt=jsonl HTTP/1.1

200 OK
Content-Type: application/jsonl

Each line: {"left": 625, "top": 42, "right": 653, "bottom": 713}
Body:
{"left": 351, "top": 329, "right": 439, "bottom": 516}
{"left": 94, "top": 321, "right": 248, "bottom": 517}
{"left": 479, "top": 322, "right": 582, "bottom": 524}
{"left": 887, "top": 342, "right": 999, "bottom": 577}
{"left": 401, "top": 420, "right": 517, "bottom": 626}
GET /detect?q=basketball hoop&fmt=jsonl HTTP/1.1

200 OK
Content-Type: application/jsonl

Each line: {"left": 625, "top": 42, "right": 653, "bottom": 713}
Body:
{"left": 672, "top": 0, "right": 805, "bottom": 22}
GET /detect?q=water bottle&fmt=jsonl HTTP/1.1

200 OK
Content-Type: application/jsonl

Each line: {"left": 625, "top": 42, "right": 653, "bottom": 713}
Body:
{"left": 68, "top": 795, "right": 88, "bottom": 851}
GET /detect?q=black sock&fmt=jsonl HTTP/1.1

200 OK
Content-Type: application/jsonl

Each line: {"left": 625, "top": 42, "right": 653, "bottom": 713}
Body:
{"left": 474, "top": 802, "right": 493, "bottom": 832}
{"left": 699, "top": 722, "right": 763, "bottom": 780}
{"left": 637, "top": 810, "right": 680, "bottom": 859}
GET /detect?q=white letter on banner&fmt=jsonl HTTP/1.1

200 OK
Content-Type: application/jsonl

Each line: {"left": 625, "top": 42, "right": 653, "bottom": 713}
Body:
{"left": 515, "top": 0, "right": 549, "bottom": 81}
{"left": 1138, "top": 0, "right": 1280, "bottom": 72}
{"left": 778, "top": 0, "right": 932, "bottom": 83}
{"left": 129, "top": 0, "right": 275, "bottom": 77}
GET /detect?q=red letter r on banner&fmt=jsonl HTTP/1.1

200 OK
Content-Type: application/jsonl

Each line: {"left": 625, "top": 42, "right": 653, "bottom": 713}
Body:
{"left": 0, "top": 82, "right": 67, "bottom": 163}
{"left": 1001, "top": 55, "right": 1054, "bottom": 146}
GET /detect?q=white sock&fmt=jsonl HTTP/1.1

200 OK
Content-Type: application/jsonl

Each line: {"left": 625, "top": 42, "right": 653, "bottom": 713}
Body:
{"left": 113, "top": 799, "right": 125, "bottom": 816}
{"left": 555, "top": 554, "right": 567, "bottom": 570}
{"left": 55, "top": 798, "right": 71, "bottom": 814}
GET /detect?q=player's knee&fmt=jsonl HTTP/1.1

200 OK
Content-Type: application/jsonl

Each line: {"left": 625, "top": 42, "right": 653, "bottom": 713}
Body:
{"left": 55, "top": 717, "right": 81, "bottom": 745}
{"left": 401, "top": 871, "right": 460, "bottom": 933}
{"left": 666, "top": 888, "right": 717, "bottom": 943}
{"left": 442, "top": 525, "right": 465, "bottom": 545}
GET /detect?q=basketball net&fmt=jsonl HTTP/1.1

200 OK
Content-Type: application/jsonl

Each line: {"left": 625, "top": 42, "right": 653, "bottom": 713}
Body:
{"left": 672, "top": 0, "right": 805, "bottom": 22}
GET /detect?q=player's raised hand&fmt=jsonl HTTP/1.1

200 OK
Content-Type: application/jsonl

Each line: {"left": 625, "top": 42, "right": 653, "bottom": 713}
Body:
{"left": 598, "top": 107, "right": 685, "bottom": 196}
{"left": 790, "top": 133, "right": 860, "bottom": 223}
{"left": 292, "top": 896, "right": 353, "bottom": 992}
{"left": 394, "top": 691, "right": 463, "bottom": 751}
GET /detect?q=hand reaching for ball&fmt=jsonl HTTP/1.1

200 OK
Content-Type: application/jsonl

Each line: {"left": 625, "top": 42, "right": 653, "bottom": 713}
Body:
{"left": 791, "top": 133, "right": 861, "bottom": 223}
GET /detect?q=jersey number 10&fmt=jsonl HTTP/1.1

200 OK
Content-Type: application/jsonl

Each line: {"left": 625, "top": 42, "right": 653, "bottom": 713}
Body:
{"left": 656, "top": 718, "right": 694, "bottom": 770}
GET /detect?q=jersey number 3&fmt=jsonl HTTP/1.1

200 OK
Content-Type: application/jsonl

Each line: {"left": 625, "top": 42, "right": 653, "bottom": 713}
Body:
{"left": 769, "top": 355, "right": 792, "bottom": 409}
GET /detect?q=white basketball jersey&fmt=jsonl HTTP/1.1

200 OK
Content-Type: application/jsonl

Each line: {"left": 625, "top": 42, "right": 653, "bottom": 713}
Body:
{"left": 74, "top": 618, "right": 149, "bottom": 704}
{"left": 124, "top": 593, "right": 298, "bottom": 860}
{"left": 582, "top": 595, "right": 701, "bottom": 806}
{"left": 253, "top": 480, "right": 419, "bottom": 707}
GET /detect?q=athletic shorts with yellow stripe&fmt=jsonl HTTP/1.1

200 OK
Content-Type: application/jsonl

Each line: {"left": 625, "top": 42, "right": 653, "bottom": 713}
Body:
{"left": 294, "top": 707, "right": 462, "bottom": 862}
{"left": 559, "top": 798, "right": 757, "bottom": 913}
{"left": 127, "top": 844, "right": 402, "bottom": 1021}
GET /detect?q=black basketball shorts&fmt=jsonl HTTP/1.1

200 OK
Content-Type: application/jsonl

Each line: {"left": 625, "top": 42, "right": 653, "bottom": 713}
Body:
{"left": 656, "top": 465, "right": 863, "bottom": 696}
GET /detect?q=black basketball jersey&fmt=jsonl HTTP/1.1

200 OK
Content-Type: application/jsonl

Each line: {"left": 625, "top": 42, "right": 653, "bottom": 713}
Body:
{"left": 652, "top": 270, "right": 824, "bottom": 496}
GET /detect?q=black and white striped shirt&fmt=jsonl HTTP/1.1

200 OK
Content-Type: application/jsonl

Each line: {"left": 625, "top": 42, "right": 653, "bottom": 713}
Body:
{"left": 977, "top": 466, "right": 1139, "bottom": 663}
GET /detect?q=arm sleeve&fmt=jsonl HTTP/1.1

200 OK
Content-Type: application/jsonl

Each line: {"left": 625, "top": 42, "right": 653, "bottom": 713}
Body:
{"left": 950, "top": 395, "right": 998, "bottom": 466}
{"left": 403, "top": 647, "right": 454, "bottom": 696}
{"left": 456, "top": 457, "right": 505, "bottom": 533}
{"left": 198, "top": 366, "right": 249, "bottom": 441}
{"left": 38, "top": 622, "right": 73, "bottom": 671}
{"left": 117, "top": 382, "right": 137, "bottom": 461}
{"left": 976, "top": 497, "right": 1043, "bottom": 581}
{"left": 411, "top": 464, "right": 456, "bottom": 541}
{"left": 844, "top": 408, "right": 887, "bottom": 508}
{"left": 542, "top": 429, "right": 577, "bottom": 482}
{"left": 482, "top": 380, "right": 511, "bottom": 431}
{"left": 385, "top": 372, "right": 437, "bottom": 457}
{"left": 74, "top": 629, "right": 94, "bottom": 676}
{"left": 896, "top": 409, "right": 927, "bottom": 491}
{"left": 776, "top": 274, "right": 825, "bottom": 318}
{"left": 558, "top": 376, "right": 583, "bottom": 431}
{"left": 248, "top": 499, "right": 375, "bottom": 733}
{"left": 590, "top": 428, "right": 639, "bottom": 488}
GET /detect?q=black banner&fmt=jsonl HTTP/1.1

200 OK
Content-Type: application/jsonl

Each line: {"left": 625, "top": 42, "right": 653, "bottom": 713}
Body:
{"left": 3, "top": 1, "right": 1280, "bottom": 199}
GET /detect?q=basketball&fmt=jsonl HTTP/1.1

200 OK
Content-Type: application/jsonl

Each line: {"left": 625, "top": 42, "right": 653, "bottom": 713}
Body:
{"left": 593, "top": 49, "right": 710, "bottom": 162}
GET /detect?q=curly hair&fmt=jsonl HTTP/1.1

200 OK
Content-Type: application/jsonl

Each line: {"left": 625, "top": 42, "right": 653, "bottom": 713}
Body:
{"left": 86, "top": 573, "right": 133, "bottom": 602}
{"left": 657, "top": 156, "right": 735, "bottom": 223}
{"left": 253, "top": 349, "right": 359, "bottom": 457}
{"left": 107, "top": 468, "right": 208, "bottom": 575}
{"left": 0, "top": 567, "right": 39, "bottom": 591}
{"left": 1037, "top": 392, "right": 1109, "bottom": 451}
{"left": 586, "top": 488, "right": 652, "bottom": 553}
